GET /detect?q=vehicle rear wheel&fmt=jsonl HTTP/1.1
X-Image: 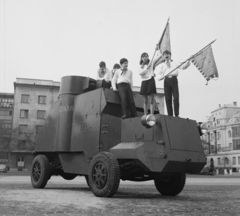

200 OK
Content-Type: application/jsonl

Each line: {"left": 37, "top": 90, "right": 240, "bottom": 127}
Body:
{"left": 61, "top": 173, "right": 77, "bottom": 180}
{"left": 154, "top": 173, "right": 186, "bottom": 196}
{"left": 88, "top": 152, "right": 120, "bottom": 197}
{"left": 31, "top": 155, "right": 51, "bottom": 188}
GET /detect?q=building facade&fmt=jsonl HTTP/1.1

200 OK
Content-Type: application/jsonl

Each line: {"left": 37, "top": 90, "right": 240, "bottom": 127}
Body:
{"left": 10, "top": 78, "right": 60, "bottom": 170}
{"left": 202, "top": 102, "right": 240, "bottom": 173}
{"left": 0, "top": 93, "right": 14, "bottom": 166}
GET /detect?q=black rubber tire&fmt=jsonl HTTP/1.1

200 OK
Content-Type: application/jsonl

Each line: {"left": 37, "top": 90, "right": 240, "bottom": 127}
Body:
{"left": 154, "top": 173, "right": 186, "bottom": 196}
{"left": 88, "top": 152, "right": 120, "bottom": 197}
{"left": 31, "top": 155, "right": 51, "bottom": 188}
{"left": 85, "top": 175, "right": 90, "bottom": 187}
{"left": 61, "top": 173, "right": 77, "bottom": 180}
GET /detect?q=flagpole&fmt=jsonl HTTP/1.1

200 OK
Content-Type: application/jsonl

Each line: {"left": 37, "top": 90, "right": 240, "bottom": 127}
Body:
{"left": 160, "top": 39, "right": 217, "bottom": 80}
{"left": 189, "top": 39, "right": 216, "bottom": 60}
{"left": 149, "top": 17, "right": 170, "bottom": 65}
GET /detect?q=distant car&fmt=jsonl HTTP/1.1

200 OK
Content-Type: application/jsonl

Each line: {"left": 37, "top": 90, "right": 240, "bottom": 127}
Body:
{"left": 0, "top": 164, "right": 7, "bottom": 173}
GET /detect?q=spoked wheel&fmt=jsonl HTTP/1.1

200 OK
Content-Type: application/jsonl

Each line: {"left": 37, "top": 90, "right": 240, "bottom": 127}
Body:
{"left": 154, "top": 173, "right": 186, "bottom": 196}
{"left": 88, "top": 152, "right": 120, "bottom": 197}
{"left": 31, "top": 155, "right": 51, "bottom": 188}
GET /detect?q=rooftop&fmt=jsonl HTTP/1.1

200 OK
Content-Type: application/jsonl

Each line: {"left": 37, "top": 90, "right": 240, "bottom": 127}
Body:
{"left": 211, "top": 102, "right": 239, "bottom": 113}
{"left": 14, "top": 78, "right": 60, "bottom": 87}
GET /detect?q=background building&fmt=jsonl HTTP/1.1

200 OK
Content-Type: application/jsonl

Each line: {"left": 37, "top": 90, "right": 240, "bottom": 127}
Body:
{"left": 202, "top": 102, "right": 240, "bottom": 174}
{"left": 10, "top": 78, "right": 60, "bottom": 170}
{"left": 0, "top": 93, "right": 14, "bottom": 166}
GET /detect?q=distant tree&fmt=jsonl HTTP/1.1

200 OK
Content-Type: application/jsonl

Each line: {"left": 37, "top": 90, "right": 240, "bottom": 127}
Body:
{"left": 0, "top": 126, "right": 11, "bottom": 162}
{"left": 10, "top": 127, "right": 36, "bottom": 151}
{"left": 201, "top": 139, "right": 210, "bottom": 156}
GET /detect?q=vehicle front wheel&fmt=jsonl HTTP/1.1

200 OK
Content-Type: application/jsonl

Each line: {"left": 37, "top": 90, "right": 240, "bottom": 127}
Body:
{"left": 154, "top": 173, "right": 186, "bottom": 196}
{"left": 31, "top": 155, "right": 51, "bottom": 188}
{"left": 88, "top": 152, "right": 120, "bottom": 197}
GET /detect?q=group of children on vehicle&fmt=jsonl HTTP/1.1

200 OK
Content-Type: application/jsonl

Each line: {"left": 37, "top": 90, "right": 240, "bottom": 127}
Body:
{"left": 96, "top": 45, "right": 191, "bottom": 118}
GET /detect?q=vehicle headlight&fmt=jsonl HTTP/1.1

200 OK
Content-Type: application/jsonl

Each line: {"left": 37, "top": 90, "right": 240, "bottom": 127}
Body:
{"left": 141, "top": 114, "right": 156, "bottom": 128}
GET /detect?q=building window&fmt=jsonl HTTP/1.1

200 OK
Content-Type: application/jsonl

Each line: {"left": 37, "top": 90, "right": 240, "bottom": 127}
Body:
{"left": 21, "top": 94, "right": 29, "bottom": 103}
{"left": 0, "top": 110, "right": 11, "bottom": 116}
{"left": 37, "top": 110, "right": 46, "bottom": 119}
{"left": 38, "top": 96, "right": 46, "bottom": 104}
{"left": 233, "top": 139, "right": 240, "bottom": 150}
{"left": 20, "top": 109, "right": 28, "bottom": 118}
{"left": 36, "top": 125, "right": 43, "bottom": 135}
{"left": 224, "top": 157, "right": 229, "bottom": 165}
{"left": 228, "top": 130, "right": 231, "bottom": 138}
{"left": 18, "top": 140, "right": 26, "bottom": 150}
{"left": 1, "top": 123, "right": 11, "bottom": 129}
{"left": 0, "top": 152, "right": 8, "bottom": 162}
{"left": 217, "top": 132, "right": 221, "bottom": 140}
{"left": 0, "top": 123, "right": 11, "bottom": 134}
{"left": 232, "top": 127, "right": 240, "bottom": 138}
{"left": 17, "top": 156, "right": 25, "bottom": 167}
{"left": 0, "top": 138, "right": 9, "bottom": 149}
{"left": 19, "top": 125, "right": 28, "bottom": 134}
{"left": 0, "top": 97, "right": 13, "bottom": 103}
{"left": 233, "top": 157, "right": 236, "bottom": 165}
{"left": 217, "top": 158, "right": 220, "bottom": 165}
{"left": 238, "top": 156, "right": 240, "bottom": 165}
{"left": 0, "top": 97, "right": 13, "bottom": 108}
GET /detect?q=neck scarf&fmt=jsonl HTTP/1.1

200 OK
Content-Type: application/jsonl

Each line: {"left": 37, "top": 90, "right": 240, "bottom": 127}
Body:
{"left": 121, "top": 68, "right": 127, "bottom": 75}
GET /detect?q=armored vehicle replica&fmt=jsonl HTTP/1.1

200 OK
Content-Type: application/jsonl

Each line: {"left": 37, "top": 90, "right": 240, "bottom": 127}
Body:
{"left": 31, "top": 76, "right": 206, "bottom": 197}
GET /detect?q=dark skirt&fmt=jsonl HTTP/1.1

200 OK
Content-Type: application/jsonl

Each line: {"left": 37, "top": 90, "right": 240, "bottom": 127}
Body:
{"left": 140, "top": 76, "right": 156, "bottom": 95}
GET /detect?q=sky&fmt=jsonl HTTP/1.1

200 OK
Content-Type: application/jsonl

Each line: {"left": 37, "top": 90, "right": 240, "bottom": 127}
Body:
{"left": 0, "top": 0, "right": 240, "bottom": 122}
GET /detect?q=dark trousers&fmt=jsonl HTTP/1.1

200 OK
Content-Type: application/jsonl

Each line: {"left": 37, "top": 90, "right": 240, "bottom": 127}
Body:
{"left": 117, "top": 83, "right": 137, "bottom": 117}
{"left": 164, "top": 76, "right": 179, "bottom": 116}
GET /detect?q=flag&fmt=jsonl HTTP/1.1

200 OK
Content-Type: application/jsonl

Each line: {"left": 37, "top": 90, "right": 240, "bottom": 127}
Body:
{"left": 154, "top": 18, "right": 171, "bottom": 67}
{"left": 191, "top": 45, "right": 219, "bottom": 81}
{"left": 158, "top": 18, "right": 171, "bottom": 54}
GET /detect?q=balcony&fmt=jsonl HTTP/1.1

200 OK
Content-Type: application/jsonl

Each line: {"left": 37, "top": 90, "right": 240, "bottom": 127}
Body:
{"left": 217, "top": 146, "right": 232, "bottom": 152}
{"left": 0, "top": 116, "right": 12, "bottom": 120}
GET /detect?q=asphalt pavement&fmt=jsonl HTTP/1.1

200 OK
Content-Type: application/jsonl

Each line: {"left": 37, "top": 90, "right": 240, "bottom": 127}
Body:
{"left": 0, "top": 173, "right": 240, "bottom": 216}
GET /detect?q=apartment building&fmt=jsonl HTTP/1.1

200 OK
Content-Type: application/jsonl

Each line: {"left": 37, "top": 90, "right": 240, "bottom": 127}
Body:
{"left": 202, "top": 102, "right": 240, "bottom": 173}
{"left": 0, "top": 93, "right": 14, "bottom": 166}
{"left": 10, "top": 78, "right": 60, "bottom": 170}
